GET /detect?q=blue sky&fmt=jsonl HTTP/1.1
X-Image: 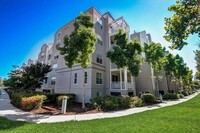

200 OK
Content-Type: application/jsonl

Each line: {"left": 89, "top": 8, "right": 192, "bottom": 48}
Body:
{"left": 0, "top": 0, "right": 199, "bottom": 79}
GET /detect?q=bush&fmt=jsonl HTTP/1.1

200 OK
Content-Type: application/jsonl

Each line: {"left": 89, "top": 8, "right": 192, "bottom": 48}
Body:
{"left": 181, "top": 91, "right": 189, "bottom": 96}
{"left": 57, "top": 94, "right": 76, "bottom": 107}
{"left": 21, "top": 95, "right": 47, "bottom": 111}
{"left": 163, "top": 93, "right": 179, "bottom": 100}
{"left": 141, "top": 93, "right": 156, "bottom": 104}
{"left": 43, "top": 93, "right": 75, "bottom": 105}
{"left": 91, "top": 96, "right": 142, "bottom": 111}
{"left": 130, "top": 96, "right": 142, "bottom": 107}
{"left": 178, "top": 93, "right": 184, "bottom": 98}
{"left": 10, "top": 93, "right": 36, "bottom": 107}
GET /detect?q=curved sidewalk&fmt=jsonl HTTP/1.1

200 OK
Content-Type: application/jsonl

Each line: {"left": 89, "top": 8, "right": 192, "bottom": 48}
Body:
{"left": 0, "top": 89, "right": 199, "bottom": 123}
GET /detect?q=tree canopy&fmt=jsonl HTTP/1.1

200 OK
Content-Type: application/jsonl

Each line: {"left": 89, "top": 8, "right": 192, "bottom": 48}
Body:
{"left": 59, "top": 13, "right": 97, "bottom": 69}
{"left": 144, "top": 42, "right": 166, "bottom": 74}
{"left": 164, "top": 0, "right": 200, "bottom": 50}
{"left": 107, "top": 29, "right": 143, "bottom": 76}
{"left": 4, "top": 62, "right": 51, "bottom": 93}
{"left": 59, "top": 12, "right": 97, "bottom": 108}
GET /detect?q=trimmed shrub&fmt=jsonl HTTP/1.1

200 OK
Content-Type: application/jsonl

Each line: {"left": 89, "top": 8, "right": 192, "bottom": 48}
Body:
{"left": 141, "top": 93, "right": 156, "bottom": 104}
{"left": 130, "top": 96, "right": 142, "bottom": 107}
{"left": 163, "top": 93, "right": 179, "bottom": 100}
{"left": 57, "top": 94, "right": 76, "bottom": 107}
{"left": 91, "top": 96, "right": 142, "bottom": 111}
{"left": 21, "top": 95, "right": 47, "bottom": 111}
{"left": 10, "top": 93, "right": 35, "bottom": 107}
{"left": 43, "top": 93, "right": 75, "bottom": 105}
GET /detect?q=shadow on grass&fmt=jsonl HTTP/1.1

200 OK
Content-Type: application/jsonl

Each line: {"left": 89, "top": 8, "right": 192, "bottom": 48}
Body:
{"left": 0, "top": 116, "right": 29, "bottom": 131}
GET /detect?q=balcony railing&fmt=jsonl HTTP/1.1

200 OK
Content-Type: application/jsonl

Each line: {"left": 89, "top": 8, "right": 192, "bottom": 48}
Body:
{"left": 111, "top": 81, "right": 134, "bottom": 90}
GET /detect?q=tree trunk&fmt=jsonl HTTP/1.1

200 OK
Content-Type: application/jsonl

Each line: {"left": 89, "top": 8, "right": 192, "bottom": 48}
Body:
{"left": 69, "top": 68, "right": 72, "bottom": 93}
{"left": 82, "top": 69, "right": 85, "bottom": 109}
{"left": 156, "top": 79, "right": 159, "bottom": 97}
{"left": 166, "top": 76, "right": 170, "bottom": 93}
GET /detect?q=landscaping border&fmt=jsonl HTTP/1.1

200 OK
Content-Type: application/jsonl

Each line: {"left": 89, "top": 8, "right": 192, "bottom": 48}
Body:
{"left": 0, "top": 89, "right": 199, "bottom": 123}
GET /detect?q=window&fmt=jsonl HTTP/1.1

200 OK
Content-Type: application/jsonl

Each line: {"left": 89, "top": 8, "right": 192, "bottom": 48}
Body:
{"left": 48, "top": 54, "right": 51, "bottom": 60}
{"left": 44, "top": 77, "right": 48, "bottom": 84}
{"left": 84, "top": 72, "right": 87, "bottom": 84}
{"left": 96, "top": 73, "right": 102, "bottom": 84}
{"left": 96, "top": 34, "right": 103, "bottom": 46}
{"left": 74, "top": 73, "right": 77, "bottom": 84}
{"left": 96, "top": 53, "right": 102, "bottom": 64}
{"left": 51, "top": 77, "right": 56, "bottom": 85}
{"left": 41, "top": 52, "right": 45, "bottom": 58}
{"left": 52, "top": 64, "right": 57, "bottom": 69}
{"left": 97, "top": 21, "right": 103, "bottom": 29}
{"left": 54, "top": 54, "right": 59, "bottom": 59}
{"left": 57, "top": 32, "right": 62, "bottom": 38}
{"left": 112, "top": 75, "right": 119, "bottom": 82}
{"left": 56, "top": 42, "right": 60, "bottom": 50}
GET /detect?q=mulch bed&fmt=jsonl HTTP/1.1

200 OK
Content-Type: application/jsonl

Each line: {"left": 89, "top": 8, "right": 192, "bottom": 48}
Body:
{"left": 31, "top": 103, "right": 102, "bottom": 115}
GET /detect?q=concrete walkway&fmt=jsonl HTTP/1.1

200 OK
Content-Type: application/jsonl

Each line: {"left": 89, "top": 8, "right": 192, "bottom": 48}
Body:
{"left": 0, "top": 89, "right": 199, "bottom": 123}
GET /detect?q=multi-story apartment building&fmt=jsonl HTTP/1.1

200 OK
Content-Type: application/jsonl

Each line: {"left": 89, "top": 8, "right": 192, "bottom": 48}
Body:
{"left": 45, "top": 7, "right": 136, "bottom": 103}
{"left": 131, "top": 31, "right": 169, "bottom": 95}
{"left": 130, "top": 31, "right": 156, "bottom": 95}
{"left": 37, "top": 43, "right": 53, "bottom": 65}
{"left": 37, "top": 43, "right": 54, "bottom": 93}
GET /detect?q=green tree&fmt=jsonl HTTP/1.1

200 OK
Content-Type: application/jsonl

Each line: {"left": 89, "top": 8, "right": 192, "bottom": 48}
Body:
{"left": 164, "top": 0, "right": 200, "bottom": 50}
{"left": 22, "top": 62, "right": 51, "bottom": 93}
{"left": 173, "top": 54, "right": 189, "bottom": 91}
{"left": 195, "top": 46, "right": 200, "bottom": 80}
{"left": 59, "top": 13, "right": 97, "bottom": 109}
{"left": 5, "top": 69, "right": 24, "bottom": 92}
{"left": 107, "top": 29, "right": 143, "bottom": 77}
{"left": 144, "top": 42, "right": 166, "bottom": 96}
{"left": 164, "top": 53, "right": 177, "bottom": 91}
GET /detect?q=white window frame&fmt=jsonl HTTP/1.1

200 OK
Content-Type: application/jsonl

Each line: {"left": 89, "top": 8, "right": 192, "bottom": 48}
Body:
{"left": 51, "top": 77, "right": 56, "bottom": 85}
{"left": 96, "top": 72, "right": 102, "bottom": 85}
{"left": 96, "top": 53, "right": 102, "bottom": 64}
{"left": 96, "top": 34, "right": 103, "bottom": 46}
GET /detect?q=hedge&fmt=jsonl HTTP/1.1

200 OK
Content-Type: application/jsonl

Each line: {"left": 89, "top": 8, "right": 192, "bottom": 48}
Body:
{"left": 57, "top": 95, "right": 76, "bottom": 107}
{"left": 141, "top": 93, "right": 156, "bottom": 104}
{"left": 91, "top": 96, "right": 142, "bottom": 111}
{"left": 21, "top": 95, "right": 46, "bottom": 111}
{"left": 163, "top": 93, "right": 179, "bottom": 100}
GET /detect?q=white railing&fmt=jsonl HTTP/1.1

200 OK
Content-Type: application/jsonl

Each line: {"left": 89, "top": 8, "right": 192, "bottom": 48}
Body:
{"left": 111, "top": 82, "right": 134, "bottom": 90}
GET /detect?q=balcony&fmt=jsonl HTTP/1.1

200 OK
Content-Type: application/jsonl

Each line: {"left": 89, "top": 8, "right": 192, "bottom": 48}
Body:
{"left": 111, "top": 81, "right": 134, "bottom": 90}
{"left": 110, "top": 70, "right": 135, "bottom": 90}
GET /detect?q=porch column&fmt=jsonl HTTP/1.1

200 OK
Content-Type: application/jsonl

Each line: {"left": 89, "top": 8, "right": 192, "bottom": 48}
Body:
{"left": 110, "top": 66, "right": 112, "bottom": 90}
{"left": 124, "top": 68, "right": 127, "bottom": 90}
{"left": 120, "top": 69, "right": 122, "bottom": 90}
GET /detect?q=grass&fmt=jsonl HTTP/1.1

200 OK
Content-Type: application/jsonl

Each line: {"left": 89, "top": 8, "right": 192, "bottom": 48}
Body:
{"left": 0, "top": 94, "right": 200, "bottom": 133}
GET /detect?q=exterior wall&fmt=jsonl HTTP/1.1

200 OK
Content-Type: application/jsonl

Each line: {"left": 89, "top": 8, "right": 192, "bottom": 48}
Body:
{"left": 158, "top": 70, "right": 168, "bottom": 94}
{"left": 135, "top": 62, "right": 155, "bottom": 95}
{"left": 130, "top": 31, "right": 156, "bottom": 95}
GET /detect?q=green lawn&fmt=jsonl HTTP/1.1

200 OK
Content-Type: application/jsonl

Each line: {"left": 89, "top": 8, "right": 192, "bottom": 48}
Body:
{"left": 1, "top": 94, "right": 200, "bottom": 133}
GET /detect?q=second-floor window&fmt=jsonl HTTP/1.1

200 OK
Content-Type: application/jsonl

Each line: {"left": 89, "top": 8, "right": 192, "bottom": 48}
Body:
{"left": 74, "top": 73, "right": 77, "bottom": 84}
{"left": 96, "top": 72, "right": 102, "bottom": 84}
{"left": 96, "top": 53, "right": 102, "bottom": 64}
